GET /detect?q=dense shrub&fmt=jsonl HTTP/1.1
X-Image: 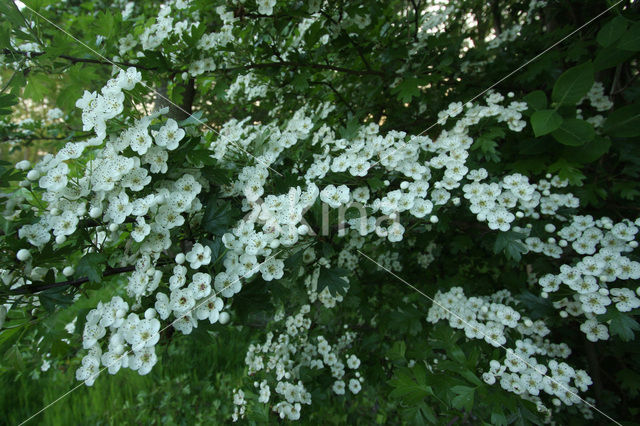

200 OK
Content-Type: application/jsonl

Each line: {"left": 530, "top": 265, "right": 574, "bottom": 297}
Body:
{"left": 1, "top": 0, "right": 640, "bottom": 423}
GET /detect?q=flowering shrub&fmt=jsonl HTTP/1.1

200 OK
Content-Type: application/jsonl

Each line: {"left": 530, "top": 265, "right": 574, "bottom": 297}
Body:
{"left": 1, "top": 0, "right": 640, "bottom": 423}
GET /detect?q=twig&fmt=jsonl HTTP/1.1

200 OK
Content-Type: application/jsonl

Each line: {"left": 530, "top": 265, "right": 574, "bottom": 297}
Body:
{"left": 1, "top": 49, "right": 157, "bottom": 71}
{"left": 9, "top": 265, "right": 137, "bottom": 295}
{"left": 309, "top": 80, "right": 355, "bottom": 114}
{"left": 215, "top": 60, "right": 385, "bottom": 77}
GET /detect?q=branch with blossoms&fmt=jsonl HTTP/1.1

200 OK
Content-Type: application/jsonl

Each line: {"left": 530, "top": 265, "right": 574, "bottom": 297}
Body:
{"left": 8, "top": 265, "right": 138, "bottom": 295}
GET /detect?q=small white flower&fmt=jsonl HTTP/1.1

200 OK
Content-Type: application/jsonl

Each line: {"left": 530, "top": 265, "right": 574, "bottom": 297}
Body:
{"left": 186, "top": 243, "right": 212, "bottom": 269}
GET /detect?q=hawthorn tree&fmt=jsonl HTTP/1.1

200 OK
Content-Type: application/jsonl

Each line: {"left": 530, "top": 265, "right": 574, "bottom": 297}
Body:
{"left": 1, "top": 0, "right": 640, "bottom": 423}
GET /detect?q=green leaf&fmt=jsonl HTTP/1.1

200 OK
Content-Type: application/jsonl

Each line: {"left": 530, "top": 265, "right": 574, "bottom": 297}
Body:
{"left": 471, "top": 128, "right": 504, "bottom": 162}
{"left": 451, "top": 385, "right": 475, "bottom": 411}
{"left": 0, "top": 93, "right": 18, "bottom": 115}
{"left": 551, "top": 118, "right": 594, "bottom": 146}
{"left": 402, "top": 404, "right": 436, "bottom": 424}
{"left": 39, "top": 287, "right": 73, "bottom": 313}
{"left": 446, "top": 344, "right": 466, "bottom": 364}
{"left": 291, "top": 73, "right": 308, "bottom": 91}
{"left": 613, "top": 182, "right": 640, "bottom": 200}
{"left": 562, "top": 136, "right": 610, "bottom": 163}
{"left": 339, "top": 114, "right": 359, "bottom": 139}
{"left": 178, "top": 110, "right": 204, "bottom": 127}
{"left": 493, "top": 231, "right": 528, "bottom": 262}
{"left": 23, "top": 73, "right": 51, "bottom": 102}
{"left": 548, "top": 158, "right": 586, "bottom": 185}
{"left": 523, "top": 90, "right": 547, "bottom": 111}
{"left": 594, "top": 47, "right": 635, "bottom": 71}
{"left": 75, "top": 252, "right": 107, "bottom": 284}
{"left": 597, "top": 16, "right": 627, "bottom": 47}
{"left": 0, "top": 2, "right": 28, "bottom": 31}
{"left": 204, "top": 238, "right": 225, "bottom": 263}
{"left": 4, "top": 345, "right": 25, "bottom": 370}
{"left": 367, "top": 177, "right": 385, "bottom": 191}
{"left": 387, "top": 341, "right": 406, "bottom": 361}
{"left": 608, "top": 311, "right": 640, "bottom": 341}
{"left": 530, "top": 109, "right": 563, "bottom": 137}
{"left": 617, "top": 369, "right": 640, "bottom": 398}
{"left": 389, "top": 367, "right": 433, "bottom": 405}
{"left": 516, "top": 291, "right": 555, "bottom": 320}
{"left": 617, "top": 22, "right": 640, "bottom": 51}
{"left": 391, "top": 77, "right": 424, "bottom": 103}
{"left": 491, "top": 411, "right": 508, "bottom": 426}
{"left": 317, "top": 266, "right": 349, "bottom": 296}
{"left": 94, "top": 10, "right": 116, "bottom": 38}
{"left": 551, "top": 62, "right": 594, "bottom": 106}
{"left": 604, "top": 104, "right": 640, "bottom": 137}
{"left": 284, "top": 249, "right": 304, "bottom": 273}
{"left": 202, "top": 196, "right": 236, "bottom": 237}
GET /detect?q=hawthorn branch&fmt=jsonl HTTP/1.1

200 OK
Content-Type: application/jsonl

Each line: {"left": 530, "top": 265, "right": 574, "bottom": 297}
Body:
{"left": 409, "top": 0, "right": 422, "bottom": 40}
{"left": 175, "top": 78, "right": 196, "bottom": 121}
{"left": 318, "top": 9, "right": 375, "bottom": 72}
{"left": 4, "top": 50, "right": 385, "bottom": 77}
{"left": 309, "top": 80, "right": 355, "bottom": 114}
{"left": 216, "top": 61, "right": 385, "bottom": 77}
{"left": 1, "top": 131, "right": 94, "bottom": 143}
{"left": 2, "top": 49, "right": 157, "bottom": 71}
{"left": 8, "top": 265, "right": 136, "bottom": 295}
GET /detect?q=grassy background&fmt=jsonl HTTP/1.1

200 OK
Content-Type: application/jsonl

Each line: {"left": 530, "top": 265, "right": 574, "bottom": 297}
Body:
{"left": 2, "top": 327, "right": 249, "bottom": 425}
{"left": 1, "top": 278, "right": 249, "bottom": 425}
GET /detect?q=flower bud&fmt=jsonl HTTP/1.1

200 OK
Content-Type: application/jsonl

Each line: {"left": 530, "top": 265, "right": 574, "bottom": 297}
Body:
{"left": 15, "top": 160, "right": 31, "bottom": 170}
{"left": 17, "top": 248, "right": 31, "bottom": 261}
{"left": 27, "top": 170, "right": 40, "bottom": 181}
{"left": 219, "top": 312, "right": 230, "bottom": 325}
{"left": 89, "top": 206, "right": 102, "bottom": 218}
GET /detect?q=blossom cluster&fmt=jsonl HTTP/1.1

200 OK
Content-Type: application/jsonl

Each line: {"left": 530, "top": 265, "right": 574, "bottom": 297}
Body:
{"left": 530, "top": 215, "right": 640, "bottom": 341}
{"left": 428, "top": 287, "right": 593, "bottom": 416}
{"left": 239, "top": 304, "right": 362, "bottom": 421}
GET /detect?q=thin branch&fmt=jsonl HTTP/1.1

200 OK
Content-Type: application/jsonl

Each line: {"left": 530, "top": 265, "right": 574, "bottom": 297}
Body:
{"left": 9, "top": 265, "right": 136, "bottom": 295}
{"left": 318, "top": 9, "right": 375, "bottom": 71}
{"left": 4, "top": 51, "right": 385, "bottom": 77}
{"left": 309, "top": 80, "right": 355, "bottom": 114}
{"left": 215, "top": 60, "right": 385, "bottom": 77}
{"left": 1, "top": 131, "right": 93, "bottom": 143}
{"left": 409, "top": 0, "right": 421, "bottom": 40}
{"left": 2, "top": 49, "right": 157, "bottom": 71}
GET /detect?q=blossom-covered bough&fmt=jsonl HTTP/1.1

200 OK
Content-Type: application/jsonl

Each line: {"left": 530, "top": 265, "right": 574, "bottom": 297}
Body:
{"left": 6, "top": 65, "right": 637, "bottom": 420}
{"left": 1, "top": 0, "right": 639, "bottom": 423}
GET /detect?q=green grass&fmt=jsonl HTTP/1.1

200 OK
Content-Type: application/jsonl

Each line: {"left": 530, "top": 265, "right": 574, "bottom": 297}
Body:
{"left": 1, "top": 278, "right": 249, "bottom": 425}
{"left": 3, "top": 326, "right": 249, "bottom": 425}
